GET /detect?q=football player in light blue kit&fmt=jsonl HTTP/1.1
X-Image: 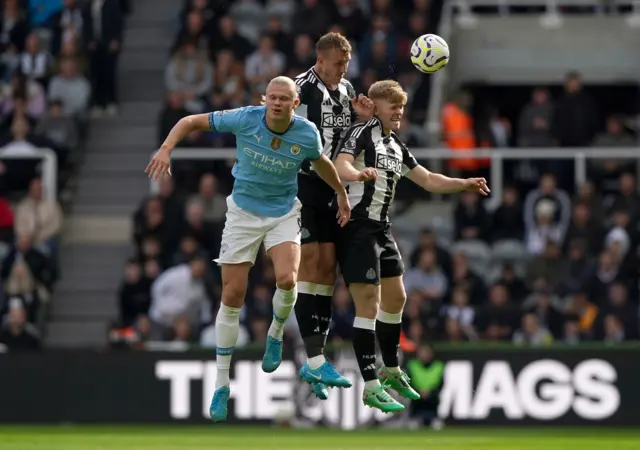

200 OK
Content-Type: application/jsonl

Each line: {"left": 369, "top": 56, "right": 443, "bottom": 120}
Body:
{"left": 146, "top": 76, "right": 351, "bottom": 422}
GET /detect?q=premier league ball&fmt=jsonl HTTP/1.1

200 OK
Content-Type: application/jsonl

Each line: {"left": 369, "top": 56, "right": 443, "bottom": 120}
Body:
{"left": 410, "top": 34, "right": 450, "bottom": 74}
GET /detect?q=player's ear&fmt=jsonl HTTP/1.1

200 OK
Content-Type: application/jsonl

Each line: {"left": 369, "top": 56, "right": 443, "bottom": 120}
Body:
{"left": 293, "top": 97, "right": 300, "bottom": 109}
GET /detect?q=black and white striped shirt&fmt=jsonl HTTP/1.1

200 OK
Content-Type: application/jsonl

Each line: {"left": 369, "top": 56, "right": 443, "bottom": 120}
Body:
{"left": 294, "top": 68, "right": 357, "bottom": 176}
{"left": 338, "top": 118, "right": 419, "bottom": 222}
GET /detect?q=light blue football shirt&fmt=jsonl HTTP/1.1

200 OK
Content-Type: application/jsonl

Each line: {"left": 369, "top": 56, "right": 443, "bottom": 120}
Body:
{"left": 209, "top": 105, "right": 323, "bottom": 217}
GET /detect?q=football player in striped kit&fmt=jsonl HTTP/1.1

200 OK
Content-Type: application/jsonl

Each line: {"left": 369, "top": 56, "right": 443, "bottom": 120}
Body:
{"left": 294, "top": 32, "right": 375, "bottom": 400}
{"left": 334, "top": 80, "right": 489, "bottom": 413}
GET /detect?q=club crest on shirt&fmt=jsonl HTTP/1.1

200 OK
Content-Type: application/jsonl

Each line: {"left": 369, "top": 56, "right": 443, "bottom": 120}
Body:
{"left": 271, "top": 137, "right": 281, "bottom": 150}
{"left": 290, "top": 144, "right": 301, "bottom": 155}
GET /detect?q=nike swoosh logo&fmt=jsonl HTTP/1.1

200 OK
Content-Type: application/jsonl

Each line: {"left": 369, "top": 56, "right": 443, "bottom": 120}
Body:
{"left": 308, "top": 372, "right": 322, "bottom": 380}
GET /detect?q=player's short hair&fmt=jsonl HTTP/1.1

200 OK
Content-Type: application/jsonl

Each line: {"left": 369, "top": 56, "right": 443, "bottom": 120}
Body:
{"left": 316, "top": 32, "right": 352, "bottom": 55}
{"left": 261, "top": 76, "right": 299, "bottom": 105}
{"left": 368, "top": 80, "right": 408, "bottom": 105}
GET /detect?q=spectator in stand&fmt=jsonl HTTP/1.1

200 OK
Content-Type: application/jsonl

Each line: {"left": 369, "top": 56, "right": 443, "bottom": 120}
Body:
{"left": 512, "top": 313, "right": 553, "bottom": 346}
{"left": 1, "top": 231, "right": 53, "bottom": 314}
{"left": 213, "top": 49, "right": 244, "bottom": 102}
{"left": 564, "top": 202, "right": 604, "bottom": 257}
{"left": 180, "top": 0, "right": 216, "bottom": 35}
{"left": 157, "top": 92, "right": 189, "bottom": 146}
{"left": 450, "top": 252, "right": 486, "bottom": 305}
{"left": 174, "top": 10, "right": 209, "bottom": 53}
{"left": 244, "top": 35, "right": 285, "bottom": 95}
{"left": 0, "top": 298, "right": 40, "bottom": 350}
{"left": 454, "top": 191, "right": 489, "bottom": 242}
{"left": 404, "top": 248, "right": 448, "bottom": 304}
{"left": 50, "top": 0, "right": 85, "bottom": 55}
{"left": 291, "top": 0, "right": 331, "bottom": 40}
{"left": 118, "top": 258, "right": 151, "bottom": 327}
{"left": 587, "top": 250, "right": 620, "bottom": 306}
{"left": 287, "top": 34, "right": 315, "bottom": 73}
{"left": 0, "top": 192, "right": 14, "bottom": 243}
{"left": 606, "top": 172, "right": 640, "bottom": 222}
{"left": 574, "top": 180, "right": 605, "bottom": 225}
{"left": 495, "top": 264, "right": 528, "bottom": 303}
{"left": 0, "top": 73, "right": 46, "bottom": 124}
{"left": 0, "top": 0, "right": 29, "bottom": 53}
{"left": 560, "top": 240, "right": 594, "bottom": 296}
{"left": 48, "top": 57, "right": 91, "bottom": 119}
{"left": 409, "top": 229, "right": 451, "bottom": 277}
{"left": 562, "top": 316, "right": 581, "bottom": 344}
{"left": 165, "top": 39, "right": 213, "bottom": 113}
{"left": 34, "top": 99, "right": 78, "bottom": 163}
{"left": 442, "top": 287, "right": 478, "bottom": 341}
{"left": 475, "top": 283, "right": 518, "bottom": 341}
{"left": 264, "top": 16, "right": 290, "bottom": 57}
{"left": 14, "top": 177, "right": 63, "bottom": 256}
{"left": 229, "top": 0, "right": 264, "bottom": 43}
{"left": 189, "top": 173, "right": 226, "bottom": 224}
{"left": 526, "top": 241, "right": 566, "bottom": 292}
{"left": 84, "top": 0, "right": 124, "bottom": 117}
{"left": 19, "top": 32, "right": 52, "bottom": 88}
{"left": 522, "top": 287, "right": 564, "bottom": 338}
{"left": 517, "top": 87, "right": 553, "bottom": 148}
{"left": 53, "top": 37, "right": 88, "bottom": 76}
{"left": 603, "top": 315, "right": 625, "bottom": 344}
{"left": 591, "top": 115, "right": 636, "bottom": 193}
{"left": 551, "top": 71, "right": 599, "bottom": 148}
{"left": 213, "top": 16, "right": 253, "bottom": 61}
{"left": 148, "top": 256, "right": 211, "bottom": 340}
{"left": 28, "top": 0, "right": 62, "bottom": 28}
{"left": 490, "top": 186, "right": 525, "bottom": 242}
{"left": 599, "top": 282, "right": 638, "bottom": 339}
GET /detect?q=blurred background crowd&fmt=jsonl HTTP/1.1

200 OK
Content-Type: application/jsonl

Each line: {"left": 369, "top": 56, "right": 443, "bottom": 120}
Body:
{"left": 0, "top": 0, "right": 638, "bottom": 352}
{"left": 0, "top": 0, "right": 131, "bottom": 350}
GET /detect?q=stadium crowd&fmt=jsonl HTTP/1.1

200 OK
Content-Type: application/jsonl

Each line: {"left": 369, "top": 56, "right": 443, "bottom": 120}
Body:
{"left": 113, "top": 0, "right": 640, "bottom": 350}
{"left": 0, "top": 0, "right": 130, "bottom": 350}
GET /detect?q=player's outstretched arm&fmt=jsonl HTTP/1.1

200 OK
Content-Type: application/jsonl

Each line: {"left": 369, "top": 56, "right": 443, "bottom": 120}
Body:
{"left": 406, "top": 165, "right": 490, "bottom": 195}
{"left": 311, "top": 155, "right": 351, "bottom": 226}
{"left": 146, "top": 114, "right": 212, "bottom": 180}
{"left": 334, "top": 153, "right": 378, "bottom": 182}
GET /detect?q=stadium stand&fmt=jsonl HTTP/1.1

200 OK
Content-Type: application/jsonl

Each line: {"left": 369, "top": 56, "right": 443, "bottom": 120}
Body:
{"left": 101, "top": 0, "right": 640, "bottom": 351}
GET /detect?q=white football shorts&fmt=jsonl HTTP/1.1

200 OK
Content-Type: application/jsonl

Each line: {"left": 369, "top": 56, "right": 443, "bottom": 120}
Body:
{"left": 215, "top": 195, "right": 302, "bottom": 265}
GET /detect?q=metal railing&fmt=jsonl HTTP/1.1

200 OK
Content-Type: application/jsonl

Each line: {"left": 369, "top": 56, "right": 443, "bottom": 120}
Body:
{"left": 149, "top": 147, "right": 639, "bottom": 210}
{"left": 0, "top": 147, "right": 57, "bottom": 201}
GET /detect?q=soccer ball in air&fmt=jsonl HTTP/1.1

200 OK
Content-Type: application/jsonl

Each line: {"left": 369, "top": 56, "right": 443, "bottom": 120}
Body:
{"left": 410, "top": 34, "right": 450, "bottom": 74}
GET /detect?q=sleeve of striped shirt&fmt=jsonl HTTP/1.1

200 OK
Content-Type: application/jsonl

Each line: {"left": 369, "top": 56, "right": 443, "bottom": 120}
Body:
{"left": 295, "top": 76, "right": 310, "bottom": 118}
{"left": 400, "top": 143, "right": 419, "bottom": 176}
{"left": 337, "top": 124, "right": 369, "bottom": 159}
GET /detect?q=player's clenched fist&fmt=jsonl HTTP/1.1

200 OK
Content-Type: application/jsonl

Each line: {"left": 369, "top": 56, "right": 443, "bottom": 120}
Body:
{"left": 357, "top": 168, "right": 378, "bottom": 182}
{"left": 463, "top": 177, "right": 490, "bottom": 196}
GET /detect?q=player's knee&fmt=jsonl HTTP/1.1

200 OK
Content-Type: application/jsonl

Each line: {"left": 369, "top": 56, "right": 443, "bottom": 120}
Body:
{"left": 352, "top": 284, "right": 380, "bottom": 319}
{"left": 381, "top": 292, "right": 407, "bottom": 314}
{"left": 317, "top": 259, "right": 337, "bottom": 285}
{"left": 276, "top": 272, "right": 297, "bottom": 291}
{"left": 221, "top": 282, "right": 247, "bottom": 308}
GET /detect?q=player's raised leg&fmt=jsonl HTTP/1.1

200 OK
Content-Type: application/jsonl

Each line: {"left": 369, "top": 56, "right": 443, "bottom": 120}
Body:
{"left": 348, "top": 281, "right": 403, "bottom": 413}
{"left": 209, "top": 262, "right": 252, "bottom": 421}
{"left": 209, "top": 200, "right": 264, "bottom": 422}
{"left": 376, "top": 275, "right": 419, "bottom": 400}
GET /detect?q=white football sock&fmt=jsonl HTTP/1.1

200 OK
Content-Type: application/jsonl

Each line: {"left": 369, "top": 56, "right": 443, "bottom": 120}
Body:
{"left": 215, "top": 304, "right": 241, "bottom": 389}
{"left": 268, "top": 285, "right": 297, "bottom": 340}
{"left": 364, "top": 379, "right": 381, "bottom": 390}
{"left": 308, "top": 354, "right": 326, "bottom": 370}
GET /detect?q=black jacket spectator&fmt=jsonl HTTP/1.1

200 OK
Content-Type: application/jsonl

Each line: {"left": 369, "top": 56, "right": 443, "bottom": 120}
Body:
{"left": 454, "top": 191, "right": 490, "bottom": 241}
{"left": 551, "top": 72, "right": 599, "bottom": 147}
{"left": 490, "top": 186, "right": 525, "bottom": 241}
{"left": 118, "top": 259, "right": 151, "bottom": 327}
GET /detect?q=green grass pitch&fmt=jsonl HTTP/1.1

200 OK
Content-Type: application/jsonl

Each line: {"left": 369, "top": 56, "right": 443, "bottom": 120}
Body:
{"left": 1, "top": 426, "right": 639, "bottom": 449}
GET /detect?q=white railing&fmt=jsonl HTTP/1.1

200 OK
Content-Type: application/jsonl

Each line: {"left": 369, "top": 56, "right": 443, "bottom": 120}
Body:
{"left": 149, "top": 147, "right": 640, "bottom": 210}
{"left": 424, "top": 0, "right": 640, "bottom": 147}
{"left": 0, "top": 147, "right": 57, "bottom": 201}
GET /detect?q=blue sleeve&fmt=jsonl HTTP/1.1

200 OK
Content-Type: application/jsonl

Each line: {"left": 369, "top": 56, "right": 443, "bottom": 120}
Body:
{"left": 306, "top": 126, "right": 323, "bottom": 161}
{"left": 208, "top": 107, "right": 246, "bottom": 134}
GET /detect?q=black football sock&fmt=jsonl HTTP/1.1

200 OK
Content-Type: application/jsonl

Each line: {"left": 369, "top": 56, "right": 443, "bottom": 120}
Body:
{"left": 294, "top": 283, "right": 324, "bottom": 358}
{"left": 376, "top": 309, "right": 403, "bottom": 369}
{"left": 353, "top": 317, "right": 377, "bottom": 382}
{"left": 315, "top": 284, "right": 334, "bottom": 351}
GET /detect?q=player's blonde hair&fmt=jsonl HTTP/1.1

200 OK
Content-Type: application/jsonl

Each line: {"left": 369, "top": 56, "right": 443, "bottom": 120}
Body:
{"left": 316, "top": 32, "right": 352, "bottom": 55}
{"left": 368, "top": 80, "right": 408, "bottom": 105}
{"left": 260, "top": 76, "right": 299, "bottom": 105}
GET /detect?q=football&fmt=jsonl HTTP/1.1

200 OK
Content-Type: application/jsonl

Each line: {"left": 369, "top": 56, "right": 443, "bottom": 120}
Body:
{"left": 410, "top": 34, "right": 450, "bottom": 74}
